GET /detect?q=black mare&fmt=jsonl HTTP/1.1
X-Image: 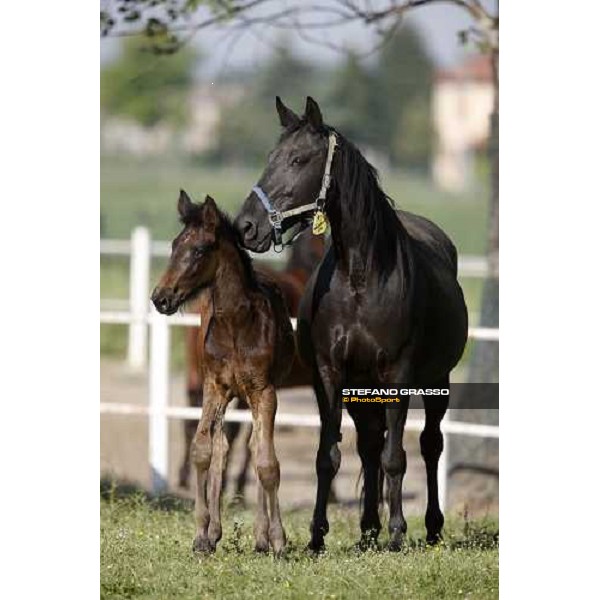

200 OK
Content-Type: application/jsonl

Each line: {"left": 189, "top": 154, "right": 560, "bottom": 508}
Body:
{"left": 234, "top": 97, "right": 468, "bottom": 551}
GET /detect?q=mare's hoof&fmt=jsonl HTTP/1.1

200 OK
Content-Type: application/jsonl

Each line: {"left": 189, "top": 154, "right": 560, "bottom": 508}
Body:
{"left": 355, "top": 537, "right": 380, "bottom": 553}
{"left": 192, "top": 537, "right": 216, "bottom": 555}
{"left": 426, "top": 533, "right": 443, "bottom": 546}
{"left": 305, "top": 541, "right": 325, "bottom": 555}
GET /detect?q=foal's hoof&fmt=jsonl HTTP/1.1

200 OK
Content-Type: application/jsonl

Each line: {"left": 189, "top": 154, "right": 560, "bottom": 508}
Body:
{"left": 192, "top": 537, "right": 216, "bottom": 555}
{"left": 178, "top": 467, "right": 190, "bottom": 489}
{"left": 387, "top": 539, "right": 404, "bottom": 552}
{"left": 254, "top": 540, "right": 270, "bottom": 554}
{"left": 426, "top": 533, "right": 443, "bottom": 546}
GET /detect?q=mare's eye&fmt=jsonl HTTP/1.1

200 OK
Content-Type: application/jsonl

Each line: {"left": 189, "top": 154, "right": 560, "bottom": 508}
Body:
{"left": 291, "top": 156, "right": 308, "bottom": 166}
{"left": 193, "top": 246, "right": 204, "bottom": 258}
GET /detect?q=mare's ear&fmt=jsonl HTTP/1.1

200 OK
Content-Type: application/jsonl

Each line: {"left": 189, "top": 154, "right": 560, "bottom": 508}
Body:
{"left": 276, "top": 96, "right": 300, "bottom": 128}
{"left": 202, "top": 195, "right": 219, "bottom": 235}
{"left": 305, "top": 96, "right": 323, "bottom": 131}
{"left": 178, "top": 189, "right": 193, "bottom": 220}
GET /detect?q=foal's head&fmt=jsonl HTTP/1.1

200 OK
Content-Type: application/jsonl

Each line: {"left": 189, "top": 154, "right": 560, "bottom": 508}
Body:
{"left": 151, "top": 191, "right": 223, "bottom": 315}
{"left": 235, "top": 96, "right": 331, "bottom": 252}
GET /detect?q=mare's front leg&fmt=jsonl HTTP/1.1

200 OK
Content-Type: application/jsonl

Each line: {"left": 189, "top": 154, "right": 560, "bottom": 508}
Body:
{"left": 248, "top": 385, "right": 286, "bottom": 555}
{"left": 421, "top": 376, "right": 450, "bottom": 544}
{"left": 308, "top": 366, "right": 342, "bottom": 553}
{"left": 191, "top": 379, "right": 222, "bottom": 554}
{"left": 382, "top": 397, "right": 410, "bottom": 551}
{"left": 353, "top": 409, "right": 386, "bottom": 550}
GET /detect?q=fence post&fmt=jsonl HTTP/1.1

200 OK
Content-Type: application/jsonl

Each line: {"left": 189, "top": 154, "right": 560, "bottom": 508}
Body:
{"left": 439, "top": 429, "right": 448, "bottom": 514}
{"left": 127, "top": 227, "right": 151, "bottom": 369}
{"left": 149, "top": 307, "right": 170, "bottom": 494}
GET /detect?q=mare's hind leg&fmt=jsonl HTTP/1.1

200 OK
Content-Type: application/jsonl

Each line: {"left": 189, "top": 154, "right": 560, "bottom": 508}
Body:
{"left": 353, "top": 410, "right": 385, "bottom": 549}
{"left": 421, "top": 376, "right": 450, "bottom": 544}
{"left": 308, "top": 367, "right": 342, "bottom": 552}
{"left": 382, "top": 399, "right": 410, "bottom": 551}
{"left": 250, "top": 386, "right": 286, "bottom": 555}
{"left": 191, "top": 381, "right": 219, "bottom": 554}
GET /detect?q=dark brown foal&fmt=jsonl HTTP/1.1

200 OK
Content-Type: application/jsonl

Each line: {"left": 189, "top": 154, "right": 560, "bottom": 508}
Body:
{"left": 152, "top": 191, "right": 294, "bottom": 555}
{"left": 178, "top": 233, "right": 325, "bottom": 493}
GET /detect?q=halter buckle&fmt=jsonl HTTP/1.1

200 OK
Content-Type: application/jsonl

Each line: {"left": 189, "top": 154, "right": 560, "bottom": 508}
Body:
{"left": 268, "top": 211, "right": 283, "bottom": 229}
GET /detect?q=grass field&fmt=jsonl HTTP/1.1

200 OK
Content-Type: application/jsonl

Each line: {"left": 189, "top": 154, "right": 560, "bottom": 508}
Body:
{"left": 101, "top": 492, "right": 499, "bottom": 599}
{"left": 101, "top": 156, "right": 489, "bottom": 367}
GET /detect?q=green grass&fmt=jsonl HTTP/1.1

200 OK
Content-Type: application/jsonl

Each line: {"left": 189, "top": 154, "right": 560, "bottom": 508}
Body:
{"left": 101, "top": 157, "right": 489, "bottom": 365}
{"left": 101, "top": 494, "right": 498, "bottom": 599}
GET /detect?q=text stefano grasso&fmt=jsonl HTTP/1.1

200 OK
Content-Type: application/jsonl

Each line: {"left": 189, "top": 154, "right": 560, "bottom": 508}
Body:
{"left": 341, "top": 388, "right": 450, "bottom": 396}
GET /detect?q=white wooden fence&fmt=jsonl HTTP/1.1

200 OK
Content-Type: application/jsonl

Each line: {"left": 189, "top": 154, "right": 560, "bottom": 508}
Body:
{"left": 100, "top": 228, "right": 499, "bottom": 508}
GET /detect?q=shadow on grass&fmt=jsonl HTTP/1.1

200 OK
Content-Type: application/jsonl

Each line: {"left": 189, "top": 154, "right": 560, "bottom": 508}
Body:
{"left": 100, "top": 477, "right": 193, "bottom": 512}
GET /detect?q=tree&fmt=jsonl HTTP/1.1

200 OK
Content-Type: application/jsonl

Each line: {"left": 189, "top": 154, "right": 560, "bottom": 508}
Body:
{"left": 213, "top": 46, "right": 317, "bottom": 164}
{"left": 101, "top": 37, "right": 196, "bottom": 126}
{"left": 376, "top": 25, "right": 433, "bottom": 168}
{"left": 327, "top": 52, "right": 381, "bottom": 149}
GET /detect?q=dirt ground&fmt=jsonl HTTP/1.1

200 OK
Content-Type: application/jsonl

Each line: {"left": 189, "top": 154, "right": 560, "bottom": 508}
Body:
{"left": 101, "top": 359, "right": 498, "bottom": 516}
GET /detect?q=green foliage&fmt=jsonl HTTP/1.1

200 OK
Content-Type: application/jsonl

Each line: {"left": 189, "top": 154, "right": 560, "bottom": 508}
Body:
{"left": 376, "top": 25, "right": 434, "bottom": 168}
{"left": 327, "top": 52, "right": 382, "bottom": 148}
{"left": 101, "top": 38, "right": 197, "bottom": 127}
{"left": 213, "top": 47, "right": 317, "bottom": 165}
{"left": 392, "top": 96, "right": 434, "bottom": 171}
{"left": 101, "top": 495, "right": 499, "bottom": 599}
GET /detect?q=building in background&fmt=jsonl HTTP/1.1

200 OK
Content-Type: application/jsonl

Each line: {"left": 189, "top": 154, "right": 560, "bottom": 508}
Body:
{"left": 432, "top": 54, "right": 494, "bottom": 192}
{"left": 101, "top": 83, "right": 243, "bottom": 156}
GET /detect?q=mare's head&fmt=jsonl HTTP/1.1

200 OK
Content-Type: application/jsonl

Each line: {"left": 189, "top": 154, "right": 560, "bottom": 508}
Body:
{"left": 151, "top": 191, "right": 222, "bottom": 315}
{"left": 234, "top": 96, "right": 331, "bottom": 252}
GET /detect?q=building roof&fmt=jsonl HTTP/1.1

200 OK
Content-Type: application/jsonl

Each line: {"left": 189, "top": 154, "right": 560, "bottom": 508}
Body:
{"left": 435, "top": 54, "right": 494, "bottom": 83}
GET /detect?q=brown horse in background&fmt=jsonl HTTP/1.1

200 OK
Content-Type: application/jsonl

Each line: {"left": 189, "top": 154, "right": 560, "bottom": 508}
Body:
{"left": 152, "top": 192, "right": 295, "bottom": 555}
{"left": 179, "top": 226, "right": 325, "bottom": 493}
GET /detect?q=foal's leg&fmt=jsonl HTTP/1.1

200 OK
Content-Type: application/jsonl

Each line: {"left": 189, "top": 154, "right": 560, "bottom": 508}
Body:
{"left": 206, "top": 415, "right": 230, "bottom": 550}
{"left": 191, "top": 382, "right": 219, "bottom": 554}
{"left": 421, "top": 377, "right": 450, "bottom": 544}
{"left": 308, "top": 367, "right": 342, "bottom": 552}
{"left": 249, "top": 423, "right": 269, "bottom": 553}
{"left": 222, "top": 403, "right": 241, "bottom": 495}
{"left": 234, "top": 423, "right": 253, "bottom": 501}
{"left": 250, "top": 386, "right": 286, "bottom": 555}
{"left": 180, "top": 325, "right": 203, "bottom": 488}
{"left": 382, "top": 399, "right": 410, "bottom": 551}
{"left": 180, "top": 386, "right": 202, "bottom": 488}
{"left": 354, "top": 412, "right": 386, "bottom": 550}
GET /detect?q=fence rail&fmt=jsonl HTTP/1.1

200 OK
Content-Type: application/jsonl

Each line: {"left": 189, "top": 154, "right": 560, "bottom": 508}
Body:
{"left": 100, "top": 228, "right": 499, "bottom": 508}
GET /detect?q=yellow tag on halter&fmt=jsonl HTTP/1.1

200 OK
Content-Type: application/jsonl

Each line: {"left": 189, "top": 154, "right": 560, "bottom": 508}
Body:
{"left": 312, "top": 210, "right": 328, "bottom": 235}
